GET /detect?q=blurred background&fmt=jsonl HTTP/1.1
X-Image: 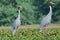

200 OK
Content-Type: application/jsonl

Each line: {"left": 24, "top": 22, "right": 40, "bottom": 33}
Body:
{"left": 0, "top": 0, "right": 60, "bottom": 26}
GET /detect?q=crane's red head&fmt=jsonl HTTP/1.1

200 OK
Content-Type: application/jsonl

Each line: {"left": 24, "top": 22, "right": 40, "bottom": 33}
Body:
{"left": 48, "top": 2, "right": 54, "bottom": 6}
{"left": 18, "top": 6, "right": 20, "bottom": 10}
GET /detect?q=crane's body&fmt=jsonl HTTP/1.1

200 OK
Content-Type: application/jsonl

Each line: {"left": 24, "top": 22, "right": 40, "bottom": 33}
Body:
{"left": 12, "top": 6, "right": 21, "bottom": 35}
{"left": 40, "top": 2, "right": 54, "bottom": 32}
{"left": 40, "top": 6, "right": 52, "bottom": 32}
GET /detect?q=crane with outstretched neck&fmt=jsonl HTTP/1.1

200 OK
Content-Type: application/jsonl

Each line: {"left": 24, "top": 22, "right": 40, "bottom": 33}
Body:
{"left": 12, "top": 6, "right": 21, "bottom": 35}
{"left": 40, "top": 2, "right": 54, "bottom": 32}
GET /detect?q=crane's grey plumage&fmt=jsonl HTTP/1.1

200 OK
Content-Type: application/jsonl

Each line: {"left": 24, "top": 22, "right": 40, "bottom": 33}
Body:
{"left": 12, "top": 6, "right": 21, "bottom": 35}
{"left": 40, "top": 2, "right": 54, "bottom": 32}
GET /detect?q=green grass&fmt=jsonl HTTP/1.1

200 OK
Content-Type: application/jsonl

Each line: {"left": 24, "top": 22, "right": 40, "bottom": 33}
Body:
{"left": 0, "top": 28, "right": 60, "bottom": 40}
{"left": 0, "top": 24, "right": 60, "bottom": 40}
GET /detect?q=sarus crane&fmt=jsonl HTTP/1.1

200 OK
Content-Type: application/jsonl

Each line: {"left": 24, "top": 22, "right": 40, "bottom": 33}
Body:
{"left": 12, "top": 6, "right": 21, "bottom": 35}
{"left": 40, "top": 2, "right": 54, "bottom": 32}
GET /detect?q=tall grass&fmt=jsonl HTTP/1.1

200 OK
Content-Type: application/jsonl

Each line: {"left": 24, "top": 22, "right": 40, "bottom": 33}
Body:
{"left": 0, "top": 28, "right": 60, "bottom": 40}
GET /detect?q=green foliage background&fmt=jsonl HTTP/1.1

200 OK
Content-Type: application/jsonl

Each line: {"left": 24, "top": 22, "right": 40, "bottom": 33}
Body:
{"left": 0, "top": 0, "right": 60, "bottom": 26}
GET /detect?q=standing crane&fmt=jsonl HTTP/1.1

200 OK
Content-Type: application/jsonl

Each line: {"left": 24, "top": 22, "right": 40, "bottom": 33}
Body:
{"left": 12, "top": 6, "right": 21, "bottom": 35}
{"left": 40, "top": 2, "right": 54, "bottom": 32}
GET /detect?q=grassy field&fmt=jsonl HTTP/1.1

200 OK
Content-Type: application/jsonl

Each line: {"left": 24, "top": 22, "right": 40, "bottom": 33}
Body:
{"left": 0, "top": 24, "right": 60, "bottom": 40}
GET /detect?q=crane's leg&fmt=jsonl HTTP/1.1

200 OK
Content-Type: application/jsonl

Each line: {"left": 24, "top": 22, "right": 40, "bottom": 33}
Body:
{"left": 15, "top": 26, "right": 19, "bottom": 40}
{"left": 43, "top": 27, "right": 48, "bottom": 40}
{"left": 40, "top": 27, "right": 46, "bottom": 33}
{"left": 12, "top": 29, "right": 17, "bottom": 35}
{"left": 40, "top": 26, "right": 44, "bottom": 32}
{"left": 12, "top": 26, "right": 16, "bottom": 35}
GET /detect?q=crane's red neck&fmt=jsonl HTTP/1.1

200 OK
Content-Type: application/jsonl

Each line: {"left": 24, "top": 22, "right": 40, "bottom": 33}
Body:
{"left": 18, "top": 6, "right": 20, "bottom": 10}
